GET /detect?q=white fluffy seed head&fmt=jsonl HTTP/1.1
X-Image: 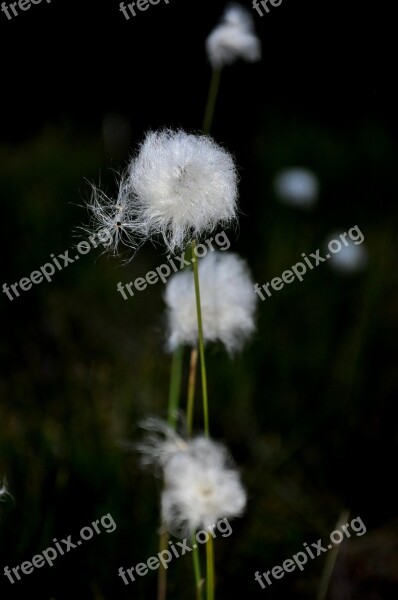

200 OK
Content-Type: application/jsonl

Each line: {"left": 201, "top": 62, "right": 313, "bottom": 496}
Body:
{"left": 206, "top": 4, "right": 261, "bottom": 67}
{"left": 326, "top": 236, "right": 368, "bottom": 273}
{"left": 162, "top": 438, "right": 247, "bottom": 534}
{"left": 0, "top": 479, "right": 10, "bottom": 503}
{"left": 274, "top": 168, "right": 319, "bottom": 208}
{"left": 164, "top": 251, "right": 257, "bottom": 354}
{"left": 128, "top": 130, "right": 238, "bottom": 253}
{"left": 137, "top": 420, "right": 247, "bottom": 535}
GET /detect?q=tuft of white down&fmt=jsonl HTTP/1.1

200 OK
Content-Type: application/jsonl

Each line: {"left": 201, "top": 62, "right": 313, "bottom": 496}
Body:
{"left": 206, "top": 3, "right": 261, "bottom": 68}
{"left": 164, "top": 251, "right": 257, "bottom": 354}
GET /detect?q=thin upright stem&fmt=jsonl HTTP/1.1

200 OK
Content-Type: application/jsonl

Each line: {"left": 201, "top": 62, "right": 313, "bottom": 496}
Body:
{"left": 206, "top": 536, "right": 215, "bottom": 600}
{"left": 186, "top": 347, "right": 199, "bottom": 437}
{"left": 203, "top": 68, "right": 222, "bottom": 134}
{"left": 192, "top": 532, "right": 204, "bottom": 600}
{"left": 191, "top": 239, "right": 209, "bottom": 437}
{"left": 167, "top": 345, "right": 184, "bottom": 429}
{"left": 157, "top": 529, "right": 169, "bottom": 600}
{"left": 158, "top": 345, "right": 183, "bottom": 600}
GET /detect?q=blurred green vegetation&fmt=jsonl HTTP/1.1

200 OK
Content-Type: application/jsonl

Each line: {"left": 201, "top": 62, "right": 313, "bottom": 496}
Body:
{"left": 1, "top": 117, "right": 397, "bottom": 599}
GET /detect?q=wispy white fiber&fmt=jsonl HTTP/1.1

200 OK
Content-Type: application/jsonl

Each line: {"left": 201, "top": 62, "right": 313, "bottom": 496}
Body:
{"left": 164, "top": 251, "right": 257, "bottom": 354}
{"left": 274, "top": 168, "right": 319, "bottom": 208}
{"left": 206, "top": 4, "right": 261, "bottom": 67}
{"left": 84, "top": 177, "right": 138, "bottom": 257}
{"left": 137, "top": 417, "right": 189, "bottom": 470}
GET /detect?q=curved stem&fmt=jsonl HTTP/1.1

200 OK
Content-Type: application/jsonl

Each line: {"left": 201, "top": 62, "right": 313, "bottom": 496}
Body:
{"left": 191, "top": 239, "right": 209, "bottom": 437}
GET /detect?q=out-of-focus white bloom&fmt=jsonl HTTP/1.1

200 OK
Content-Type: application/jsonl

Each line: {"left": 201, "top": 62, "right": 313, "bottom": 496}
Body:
{"left": 138, "top": 419, "right": 247, "bottom": 534}
{"left": 0, "top": 480, "right": 10, "bottom": 502}
{"left": 327, "top": 237, "right": 368, "bottom": 273}
{"left": 128, "top": 130, "right": 238, "bottom": 253}
{"left": 206, "top": 4, "right": 261, "bottom": 67}
{"left": 162, "top": 436, "right": 246, "bottom": 534}
{"left": 164, "top": 252, "right": 257, "bottom": 354}
{"left": 274, "top": 168, "right": 319, "bottom": 208}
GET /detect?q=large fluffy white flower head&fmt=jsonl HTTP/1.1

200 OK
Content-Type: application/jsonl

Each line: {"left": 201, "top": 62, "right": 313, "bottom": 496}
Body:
{"left": 274, "top": 168, "right": 319, "bottom": 208}
{"left": 128, "top": 130, "right": 238, "bottom": 252}
{"left": 164, "top": 251, "right": 257, "bottom": 354}
{"left": 206, "top": 4, "right": 261, "bottom": 67}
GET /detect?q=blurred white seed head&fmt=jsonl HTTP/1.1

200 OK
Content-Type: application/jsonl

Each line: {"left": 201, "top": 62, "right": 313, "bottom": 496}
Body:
{"left": 326, "top": 234, "right": 368, "bottom": 273}
{"left": 206, "top": 3, "right": 261, "bottom": 68}
{"left": 162, "top": 436, "right": 246, "bottom": 534}
{"left": 128, "top": 130, "right": 238, "bottom": 253}
{"left": 274, "top": 168, "right": 319, "bottom": 208}
{"left": 164, "top": 252, "right": 257, "bottom": 354}
{"left": 137, "top": 419, "right": 246, "bottom": 535}
{"left": 0, "top": 479, "right": 10, "bottom": 503}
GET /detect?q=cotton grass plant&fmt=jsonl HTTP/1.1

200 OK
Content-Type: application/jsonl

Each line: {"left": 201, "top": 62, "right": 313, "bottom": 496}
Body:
{"left": 82, "top": 5, "right": 261, "bottom": 599}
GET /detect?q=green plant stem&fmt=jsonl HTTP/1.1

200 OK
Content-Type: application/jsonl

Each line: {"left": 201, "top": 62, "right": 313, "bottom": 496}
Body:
{"left": 206, "top": 536, "right": 215, "bottom": 600}
{"left": 158, "top": 345, "right": 184, "bottom": 600}
{"left": 167, "top": 345, "right": 184, "bottom": 429}
{"left": 157, "top": 529, "right": 169, "bottom": 600}
{"left": 186, "top": 347, "right": 199, "bottom": 437}
{"left": 203, "top": 68, "right": 222, "bottom": 134}
{"left": 191, "top": 239, "right": 209, "bottom": 437}
{"left": 192, "top": 532, "right": 204, "bottom": 600}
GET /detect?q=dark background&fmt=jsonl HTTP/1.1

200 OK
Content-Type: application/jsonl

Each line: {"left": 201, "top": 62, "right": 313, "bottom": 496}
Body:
{"left": 1, "top": 1, "right": 397, "bottom": 599}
